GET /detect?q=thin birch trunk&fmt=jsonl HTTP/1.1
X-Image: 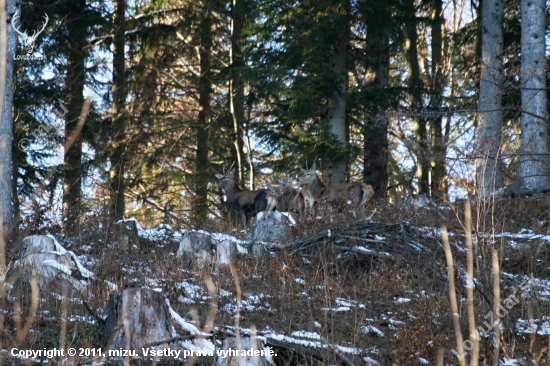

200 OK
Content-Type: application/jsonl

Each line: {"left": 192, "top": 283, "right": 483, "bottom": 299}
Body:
{"left": 442, "top": 225, "right": 467, "bottom": 366}
{"left": 465, "top": 200, "right": 479, "bottom": 365}
{"left": 492, "top": 248, "right": 501, "bottom": 366}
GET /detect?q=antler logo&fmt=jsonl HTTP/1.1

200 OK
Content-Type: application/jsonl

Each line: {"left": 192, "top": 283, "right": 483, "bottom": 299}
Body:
{"left": 11, "top": 11, "right": 49, "bottom": 55}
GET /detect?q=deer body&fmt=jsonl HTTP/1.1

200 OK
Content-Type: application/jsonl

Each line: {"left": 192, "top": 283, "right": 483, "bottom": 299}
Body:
{"left": 215, "top": 169, "right": 274, "bottom": 229}
{"left": 275, "top": 177, "right": 315, "bottom": 217}
{"left": 298, "top": 163, "right": 374, "bottom": 214}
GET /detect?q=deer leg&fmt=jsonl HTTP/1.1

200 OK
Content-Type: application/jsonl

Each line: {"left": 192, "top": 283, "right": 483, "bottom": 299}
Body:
{"left": 238, "top": 210, "right": 247, "bottom": 230}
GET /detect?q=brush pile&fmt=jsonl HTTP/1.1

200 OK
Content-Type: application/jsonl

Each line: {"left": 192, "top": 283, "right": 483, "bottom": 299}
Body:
{"left": 283, "top": 218, "right": 439, "bottom": 260}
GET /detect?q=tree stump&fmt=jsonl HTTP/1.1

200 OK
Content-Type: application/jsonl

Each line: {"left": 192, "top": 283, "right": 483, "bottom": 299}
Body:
{"left": 216, "top": 240, "right": 237, "bottom": 267}
{"left": 113, "top": 219, "right": 141, "bottom": 251}
{"left": 5, "top": 235, "right": 93, "bottom": 292}
{"left": 177, "top": 231, "right": 238, "bottom": 268}
{"left": 247, "top": 211, "right": 292, "bottom": 243}
{"left": 103, "top": 288, "right": 181, "bottom": 355}
{"left": 178, "top": 230, "right": 213, "bottom": 253}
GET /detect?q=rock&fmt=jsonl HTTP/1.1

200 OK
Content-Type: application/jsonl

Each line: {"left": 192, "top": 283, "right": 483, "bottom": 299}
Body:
{"left": 5, "top": 235, "right": 93, "bottom": 292}
{"left": 247, "top": 211, "right": 294, "bottom": 243}
{"left": 214, "top": 336, "right": 275, "bottom": 366}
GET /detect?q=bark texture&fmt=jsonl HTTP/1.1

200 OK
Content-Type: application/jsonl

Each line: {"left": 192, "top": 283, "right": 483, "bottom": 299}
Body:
{"left": 328, "top": 41, "right": 347, "bottom": 184}
{"left": 103, "top": 288, "right": 178, "bottom": 354}
{"left": 476, "top": 0, "right": 504, "bottom": 196}
{"left": 404, "top": 0, "right": 429, "bottom": 195}
{"left": 63, "top": 0, "right": 87, "bottom": 236}
{"left": 430, "top": 0, "right": 447, "bottom": 199}
{"left": 363, "top": 4, "right": 390, "bottom": 198}
{"left": 194, "top": 2, "right": 212, "bottom": 224}
{"left": 230, "top": 0, "right": 246, "bottom": 184}
{"left": 0, "top": 0, "right": 21, "bottom": 238}
{"left": 109, "top": 0, "right": 127, "bottom": 222}
{"left": 512, "top": 0, "right": 550, "bottom": 191}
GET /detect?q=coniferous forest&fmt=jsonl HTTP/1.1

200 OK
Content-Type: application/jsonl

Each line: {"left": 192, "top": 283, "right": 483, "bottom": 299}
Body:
{"left": 0, "top": 0, "right": 549, "bottom": 365}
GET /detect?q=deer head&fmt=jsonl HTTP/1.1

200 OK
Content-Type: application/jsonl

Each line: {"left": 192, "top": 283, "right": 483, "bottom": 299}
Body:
{"left": 215, "top": 168, "right": 237, "bottom": 190}
{"left": 11, "top": 11, "right": 49, "bottom": 55}
{"left": 298, "top": 162, "right": 318, "bottom": 186}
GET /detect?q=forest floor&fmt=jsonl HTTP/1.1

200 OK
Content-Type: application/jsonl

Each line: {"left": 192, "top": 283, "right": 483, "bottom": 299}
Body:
{"left": 1, "top": 195, "right": 550, "bottom": 365}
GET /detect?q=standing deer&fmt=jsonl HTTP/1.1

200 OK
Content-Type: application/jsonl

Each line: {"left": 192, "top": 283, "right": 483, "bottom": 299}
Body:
{"left": 274, "top": 176, "right": 315, "bottom": 217}
{"left": 215, "top": 168, "right": 276, "bottom": 229}
{"left": 298, "top": 163, "right": 374, "bottom": 215}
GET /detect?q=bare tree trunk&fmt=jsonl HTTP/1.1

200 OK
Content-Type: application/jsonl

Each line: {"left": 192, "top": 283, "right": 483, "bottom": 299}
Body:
{"left": 63, "top": 0, "right": 87, "bottom": 237}
{"left": 194, "top": 1, "right": 212, "bottom": 224}
{"left": 430, "top": 0, "right": 447, "bottom": 200}
{"left": 328, "top": 20, "right": 347, "bottom": 184}
{"left": 0, "top": 0, "right": 20, "bottom": 239}
{"left": 364, "top": 7, "right": 390, "bottom": 198}
{"left": 109, "top": 0, "right": 127, "bottom": 223}
{"left": 11, "top": 157, "right": 19, "bottom": 228}
{"left": 511, "top": 0, "right": 550, "bottom": 191}
{"left": 476, "top": 0, "right": 504, "bottom": 197}
{"left": 404, "top": 0, "right": 429, "bottom": 195}
{"left": 229, "top": 0, "right": 246, "bottom": 184}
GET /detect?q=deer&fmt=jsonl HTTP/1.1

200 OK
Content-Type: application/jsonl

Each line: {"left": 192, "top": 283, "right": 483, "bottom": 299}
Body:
{"left": 11, "top": 11, "right": 49, "bottom": 55}
{"left": 297, "top": 162, "right": 374, "bottom": 216}
{"left": 274, "top": 176, "right": 315, "bottom": 217}
{"left": 215, "top": 168, "right": 276, "bottom": 229}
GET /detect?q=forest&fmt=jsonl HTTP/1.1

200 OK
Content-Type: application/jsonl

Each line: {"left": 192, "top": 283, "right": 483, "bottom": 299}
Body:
{"left": 0, "top": 0, "right": 549, "bottom": 365}
{"left": 0, "top": 0, "right": 547, "bottom": 234}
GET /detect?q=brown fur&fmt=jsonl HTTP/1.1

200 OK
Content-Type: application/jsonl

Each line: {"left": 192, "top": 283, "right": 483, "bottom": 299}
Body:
{"left": 298, "top": 163, "right": 374, "bottom": 214}
{"left": 275, "top": 177, "right": 315, "bottom": 217}
{"left": 215, "top": 168, "right": 272, "bottom": 229}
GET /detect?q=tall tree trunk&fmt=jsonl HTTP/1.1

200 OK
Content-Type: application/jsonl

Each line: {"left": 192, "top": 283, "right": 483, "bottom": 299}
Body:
{"left": 327, "top": 6, "right": 348, "bottom": 185}
{"left": 63, "top": 0, "right": 87, "bottom": 237}
{"left": 194, "top": 1, "right": 212, "bottom": 224}
{"left": 430, "top": 0, "right": 447, "bottom": 200}
{"left": 404, "top": 0, "right": 429, "bottom": 195}
{"left": 0, "top": 0, "right": 20, "bottom": 241}
{"left": 475, "top": 0, "right": 504, "bottom": 197}
{"left": 512, "top": 0, "right": 549, "bottom": 192}
{"left": 11, "top": 157, "right": 19, "bottom": 229}
{"left": 109, "top": 0, "right": 127, "bottom": 223}
{"left": 229, "top": 0, "right": 246, "bottom": 184}
{"left": 364, "top": 8, "right": 390, "bottom": 198}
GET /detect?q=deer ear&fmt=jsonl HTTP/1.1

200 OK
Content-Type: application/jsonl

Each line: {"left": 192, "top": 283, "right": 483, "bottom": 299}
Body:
{"left": 311, "top": 162, "right": 317, "bottom": 171}
{"left": 215, "top": 174, "right": 223, "bottom": 179}
{"left": 274, "top": 177, "right": 282, "bottom": 184}
{"left": 300, "top": 168, "right": 306, "bottom": 172}
{"left": 230, "top": 167, "right": 236, "bottom": 175}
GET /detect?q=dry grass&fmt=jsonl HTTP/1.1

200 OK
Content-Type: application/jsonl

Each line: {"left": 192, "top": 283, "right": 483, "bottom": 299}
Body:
{"left": 1, "top": 196, "right": 550, "bottom": 365}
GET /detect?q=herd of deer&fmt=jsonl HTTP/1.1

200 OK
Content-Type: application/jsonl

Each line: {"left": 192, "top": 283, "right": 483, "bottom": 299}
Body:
{"left": 215, "top": 163, "right": 375, "bottom": 229}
